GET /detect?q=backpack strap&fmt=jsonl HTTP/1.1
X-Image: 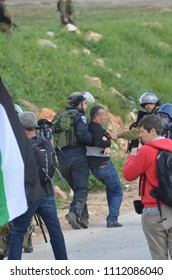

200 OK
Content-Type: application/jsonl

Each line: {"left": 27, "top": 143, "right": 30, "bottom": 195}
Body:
{"left": 149, "top": 149, "right": 167, "bottom": 223}
{"left": 139, "top": 173, "right": 146, "bottom": 196}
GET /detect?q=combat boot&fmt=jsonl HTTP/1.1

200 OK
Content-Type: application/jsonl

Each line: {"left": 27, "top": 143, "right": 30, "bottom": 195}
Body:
{"left": 80, "top": 204, "right": 89, "bottom": 229}
{"left": 24, "top": 235, "right": 33, "bottom": 253}
{"left": 65, "top": 212, "right": 81, "bottom": 229}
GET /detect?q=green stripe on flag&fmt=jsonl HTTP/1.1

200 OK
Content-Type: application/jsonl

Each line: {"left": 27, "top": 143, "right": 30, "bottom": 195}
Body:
{"left": 0, "top": 151, "right": 9, "bottom": 225}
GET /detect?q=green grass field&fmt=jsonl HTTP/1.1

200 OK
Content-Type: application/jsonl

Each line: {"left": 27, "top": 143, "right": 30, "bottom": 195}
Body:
{"left": 1, "top": 4, "right": 172, "bottom": 118}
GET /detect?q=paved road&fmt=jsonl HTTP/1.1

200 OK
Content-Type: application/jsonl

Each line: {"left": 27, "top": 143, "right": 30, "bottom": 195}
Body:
{"left": 22, "top": 212, "right": 151, "bottom": 260}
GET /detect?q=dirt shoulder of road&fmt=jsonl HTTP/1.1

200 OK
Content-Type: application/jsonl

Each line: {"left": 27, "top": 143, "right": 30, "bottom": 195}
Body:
{"left": 57, "top": 181, "right": 140, "bottom": 231}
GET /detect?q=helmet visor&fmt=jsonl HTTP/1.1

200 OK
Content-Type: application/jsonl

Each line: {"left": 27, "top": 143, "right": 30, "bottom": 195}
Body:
{"left": 14, "top": 104, "right": 23, "bottom": 114}
{"left": 81, "top": 92, "right": 95, "bottom": 103}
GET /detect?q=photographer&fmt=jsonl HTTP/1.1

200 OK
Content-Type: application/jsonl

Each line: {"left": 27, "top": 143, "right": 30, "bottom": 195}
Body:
{"left": 8, "top": 111, "right": 68, "bottom": 260}
{"left": 123, "top": 115, "right": 172, "bottom": 260}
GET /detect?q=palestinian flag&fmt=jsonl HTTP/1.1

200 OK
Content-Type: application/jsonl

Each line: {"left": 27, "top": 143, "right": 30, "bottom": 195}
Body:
{"left": 0, "top": 77, "right": 42, "bottom": 227}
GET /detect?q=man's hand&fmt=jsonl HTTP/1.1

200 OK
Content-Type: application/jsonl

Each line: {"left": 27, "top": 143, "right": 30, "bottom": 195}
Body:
{"left": 130, "top": 147, "right": 138, "bottom": 156}
{"left": 63, "top": 17, "right": 69, "bottom": 23}
{"left": 102, "top": 136, "right": 108, "bottom": 141}
{"left": 109, "top": 132, "right": 117, "bottom": 140}
{"left": 104, "top": 147, "right": 111, "bottom": 155}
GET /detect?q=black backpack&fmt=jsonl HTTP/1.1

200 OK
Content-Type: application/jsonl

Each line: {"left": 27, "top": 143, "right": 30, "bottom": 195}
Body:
{"left": 31, "top": 137, "right": 56, "bottom": 184}
{"left": 150, "top": 149, "right": 172, "bottom": 221}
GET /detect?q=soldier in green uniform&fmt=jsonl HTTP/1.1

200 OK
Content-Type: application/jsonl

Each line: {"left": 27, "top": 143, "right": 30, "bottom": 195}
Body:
{"left": 0, "top": 0, "right": 13, "bottom": 35}
{"left": 57, "top": 0, "right": 74, "bottom": 25}
{"left": 0, "top": 223, "right": 34, "bottom": 259}
{"left": 0, "top": 224, "right": 10, "bottom": 259}
{"left": 118, "top": 92, "right": 162, "bottom": 152}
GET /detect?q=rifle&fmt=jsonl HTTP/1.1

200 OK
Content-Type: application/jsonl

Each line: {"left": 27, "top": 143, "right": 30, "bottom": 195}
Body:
{"left": 54, "top": 165, "right": 66, "bottom": 185}
{"left": 34, "top": 213, "right": 48, "bottom": 243}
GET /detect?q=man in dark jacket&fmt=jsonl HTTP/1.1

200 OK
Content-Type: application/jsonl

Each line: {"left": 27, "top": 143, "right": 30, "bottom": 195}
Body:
{"left": 86, "top": 105, "right": 123, "bottom": 228}
{"left": 8, "top": 112, "right": 68, "bottom": 260}
{"left": 53, "top": 92, "right": 94, "bottom": 230}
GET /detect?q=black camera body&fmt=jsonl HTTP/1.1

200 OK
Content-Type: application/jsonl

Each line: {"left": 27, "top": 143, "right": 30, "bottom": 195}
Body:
{"left": 36, "top": 119, "right": 53, "bottom": 140}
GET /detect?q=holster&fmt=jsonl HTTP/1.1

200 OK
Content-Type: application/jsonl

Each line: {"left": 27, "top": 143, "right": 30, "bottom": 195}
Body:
{"left": 133, "top": 200, "right": 144, "bottom": 215}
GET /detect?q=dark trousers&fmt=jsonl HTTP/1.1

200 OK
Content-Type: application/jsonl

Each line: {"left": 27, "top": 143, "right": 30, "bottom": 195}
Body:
{"left": 62, "top": 148, "right": 89, "bottom": 219}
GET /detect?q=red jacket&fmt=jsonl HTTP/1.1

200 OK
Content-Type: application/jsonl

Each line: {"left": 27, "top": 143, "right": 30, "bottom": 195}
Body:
{"left": 123, "top": 138, "right": 172, "bottom": 208}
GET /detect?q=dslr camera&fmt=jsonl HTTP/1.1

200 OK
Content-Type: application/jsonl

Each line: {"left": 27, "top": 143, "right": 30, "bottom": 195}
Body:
{"left": 36, "top": 119, "right": 53, "bottom": 140}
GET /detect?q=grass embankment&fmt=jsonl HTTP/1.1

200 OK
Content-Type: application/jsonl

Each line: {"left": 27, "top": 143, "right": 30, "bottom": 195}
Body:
{"left": 1, "top": 3, "right": 172, "bottom": 191}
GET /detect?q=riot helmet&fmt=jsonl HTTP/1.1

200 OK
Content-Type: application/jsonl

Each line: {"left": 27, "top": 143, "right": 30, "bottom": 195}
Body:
{"left": 158, "top": 104, "right": 172, "bottom": 120}
{"left": 139, "top": 92, "right": 161, "bottom": 108}
{"left": 68, "top": 91, "right": 94, "bottom": 107}
{"left": 158, "top": 104, "right": 172, "bottom": 136}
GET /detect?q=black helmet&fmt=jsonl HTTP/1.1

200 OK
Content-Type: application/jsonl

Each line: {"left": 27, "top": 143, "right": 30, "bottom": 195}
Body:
{"left": 139, "top": 92, "right": 161, "bottom": 107}
{"left": 158, "top": 104, "right": 172, "bottom": 119}
{"left": 68, "top": 91, "right": 95, "bottom": 107}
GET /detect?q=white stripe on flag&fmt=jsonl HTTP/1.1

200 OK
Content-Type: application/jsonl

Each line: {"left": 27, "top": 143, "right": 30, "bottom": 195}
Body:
{"left": 0, "top": 104, "right": 28, "bottom": 222}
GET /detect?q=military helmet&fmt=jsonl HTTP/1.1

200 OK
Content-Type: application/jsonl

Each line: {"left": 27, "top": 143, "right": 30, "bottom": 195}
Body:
{"left": 139, "top": 92, "right": 161, "bottom": 107}
{"left": 158, "top": 104, "right": 172, "bottom": 119}
{"left": 68, "top": 91, "right": 94, "bottom": 107}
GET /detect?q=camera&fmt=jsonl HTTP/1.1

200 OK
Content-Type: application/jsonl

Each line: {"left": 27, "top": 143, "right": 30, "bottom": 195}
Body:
{"left": 36, "top": 119, "right": 53, "bottom": 140}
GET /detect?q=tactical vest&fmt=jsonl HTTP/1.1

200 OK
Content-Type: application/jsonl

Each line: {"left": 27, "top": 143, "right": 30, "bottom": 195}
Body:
{"left": 52, "top": 109, "right": 79, "bottom": 149}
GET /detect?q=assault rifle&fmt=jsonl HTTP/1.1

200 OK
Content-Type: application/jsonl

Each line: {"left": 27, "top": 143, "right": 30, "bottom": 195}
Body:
{"left": 34, "top": 213, "right": 48, "bottom": 243}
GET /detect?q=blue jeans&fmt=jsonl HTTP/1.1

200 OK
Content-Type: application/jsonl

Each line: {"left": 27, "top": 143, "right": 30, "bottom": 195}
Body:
{"left": 91, "top": 160, "right": 123, "bottom": 224}
{"left": 8, "top": 195, "right": 68, "bottom": 260}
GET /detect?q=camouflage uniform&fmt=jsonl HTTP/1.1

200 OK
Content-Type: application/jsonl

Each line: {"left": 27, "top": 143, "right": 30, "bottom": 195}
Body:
{"left": 0, "top": 223, "right": 34, "bottom": 259}
{"left": 118, "top": 127, "right": 140, "bottom": 141}
{"left": 0, "top": 224, "right": 10, "bottom": 259}
{"left": 0, "top": 1, "right": 13, "bottom": 35}
{"left": 57, "top": 0, "right": 74, "bottom": 25}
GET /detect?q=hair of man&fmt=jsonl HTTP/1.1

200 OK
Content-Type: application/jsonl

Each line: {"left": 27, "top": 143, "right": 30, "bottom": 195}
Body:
{"left": 138, "top": 114, "right": 163, "bottom": 135}
{"left": 90, "top": 105, "right": 105, "bottom": 120}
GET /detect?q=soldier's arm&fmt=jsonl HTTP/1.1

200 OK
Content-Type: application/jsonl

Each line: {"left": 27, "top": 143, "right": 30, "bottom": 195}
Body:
{"left": 74, "top": 115, "right": 93, "bottom": 144}
{"left": 117, "top": 127, "right": 140, "bottom": 140}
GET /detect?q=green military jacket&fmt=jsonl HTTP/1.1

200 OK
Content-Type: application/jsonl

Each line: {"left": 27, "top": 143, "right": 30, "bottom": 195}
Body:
{"left": 117, "top": 127, "right": 140, "bottom": 140}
